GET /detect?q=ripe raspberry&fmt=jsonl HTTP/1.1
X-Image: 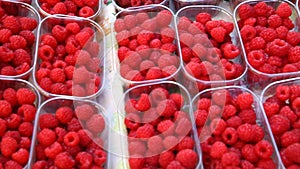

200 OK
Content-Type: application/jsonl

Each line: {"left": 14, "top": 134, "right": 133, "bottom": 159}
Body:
{"left": 156, "top": 10, "right": 172, "bottom": 27}
{"left": 210, "top": 141, "right": 227, "bottom": 159}
{"left": 286, "top": 31, "right": 300, "bottom": 46}
{"left": 0, "top": 29, "right": 12, "bottom": 43}
{"left": 4, "top": 160, "right": 22, "bottom": 169}
{"left": 129, "top": 156, "right": 145, "bottom": 169}
{"left": 221, "top": 43, "right": 240, "bottom": 59}
{"left": 276, "top": 85, "right": 290, "bottom": 101}
{"left": 279, "top": 106, "right": 297, "bottom": 123}
{"left": 78, "top": 6, "right": 95, "bottom": 17}
{"left": 9, "top": 35, "right": 27, "bottom": 50}
{"left": 259, "top": 28, "right": 277, "bottom": 42}
{"left": 93, "top": 149, "right": 107, "bottom": 166}
{"left": 159, "top": 151, "right": 175, "bottom": 168}
{"left": 54, "top": 152, "right": 75, "bottom": 169}
{"left": 12, "top": 49, "right": 31, "bottom": 67}
{"left": 38, "top": 45, "right": 55, "bottom": 61}
{"left": 288, "top": 46, "right": 300, "bottom": 63}
{"left": 221, "top": 152, "right": 240, "bottom": 166}
{"left": 241, "top": 144, "right": 259, "bottom": 163}
{"left": 237, "top": 123, "right": 255, "bottom": 142}
{"left": 44, "top": 141, "right": 63, "bottom": 160}
{"left": 156, "top": 99, "right": 177, "bottom": 117}
{"left": 147, "top": 135, "right": 164, "bottom": 154}
{"left": 157, "top": 119, "right": 175, "bottom": 136}
{"left": 247, "top": 50, "right": 266, "bottom": 68}
{"left": 75, "top": 104, "right": 94, "bottom": 121}
{"left": 210, "top": 118, "right": 226, "bottom": 136}
{"left": 249, "top": 37, "right": 266, "bottom": 50}
{"left": 19, "top": 17, "right": 38, "bottom": 31}
{"left": 238, "top": 4, "right": 254, "bottom": 20}
{"left": 269, "top": 114, "right": 290, "bottom": 135}
{"left": 283, "top": 18, "right": 294, "bottom": 30}
{"left": 210, "top": 26, "right": 226, "bottom": 43}
{"left": 166, "top": 160, "right": 184, "bottom": 169}
{"left": 196, "top": 12, "right": 212, "bottom": 25}
{"left": 134, "top": 93, "right": 151, "bottom": 112}
{"left": 222, "top": 127, "right": 238, "bottom": 145}
{"left": 2, "top": 16, "right": 21, "bottom": 34}
{"left": 175, "top": 117, "right": 192, "bottom": 136}
{"left": 240, "top": 25, "right": 256, "bottom": 41}
{"left": 77, "top": 129, "right": 92, "bottom": 147}
{"left": 281, "top": 130, "right": 299, "bottom": 147}
{"left": 253, "top": 1, "right": 269, "bottom": 16}
{"left": 37, "top": 128, "right": 56, "bottom": 146}
{"left": 238, "top": 109, "right": 256, "bottom": 124}
{"left": 86, "top": 114, "right": 105, "bottom": 134}
{"left": 128, "top": 141, "right": 146, "bottom": 155}
{"left": 267, "top": 38, "right": 289, "bottom": 57}
{"left": 276, "top": 2, "right": 292, "bottom": 18}
{"left": 1, "top": 136, "right": 18, "bottom": 157}
{"left": 257, "top": 159, "right": 277, "bottom": 169}
{"left": 18, "top": 122, "right": 33, "bottom": 137}
{"left": 237, "top": 92, "right": 253, "bottom": 110}
{"left": 161, "top": 27, "right": 175, "bottom": 44}
{"left": 0, "top": 118, "right": 7, "bottom": 137}
{"left": 0, "top": 100, "right": 12, "bottom": 118}
{"left": 39, "top": 113, "right": 59, "bottom": 129}
{"left": 64, "top": 131, "right": 80, "bottom": 147}
{"left": 76, "top": 152, "right": 93, "bottom": 168}
{"left": 12, "top": 148, "right": 29, "bottom": 165}
{"left": 254, "top": 140, "right": 273, "bottom": 159}
{"left": 136, "top": 123, "right": 154, "bottom": 138}
{"left": 73, "top": 66, "right": 90, "bottom": 84}
{"left": 177, "top": 136, "right": 194, "bottom": 151}
{"left": 175, "top": 149, "right": 198, "bottom": 169}
{"left": 169, "top": 93, "right": 184, "bottom": 110}
{"left": 52, "top": 25, "right": 68, "bottom": 43}
{"left": 6, "top": 113, "right": 21, "bottom": 130}
{"left": 141, "top": 18, "right": 157, "bottom": 32}
{"left": 268, "top": 14, "right": 282, "bottom": 28}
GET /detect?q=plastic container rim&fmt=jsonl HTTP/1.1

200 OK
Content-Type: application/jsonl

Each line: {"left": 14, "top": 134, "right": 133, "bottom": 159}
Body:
{"left": 112, "top": 0, "right": 168, "bottom": 12}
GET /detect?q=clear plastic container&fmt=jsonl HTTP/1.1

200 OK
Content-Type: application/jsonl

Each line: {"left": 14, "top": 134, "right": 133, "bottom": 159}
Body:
{"left": 0, "top": 0, "right": 40, "bottom": 79}
{"left": 192, "top": 86, "right": 282, "bottom": 169}
{"left": 32, "top": 15, "right": 106, "bottom": 99}
{"left": 260, "top": 77, "right": 300, "bottom": 169}
{"left": 173, "top": 0, "right": 221, "bottom": 11}
{"left": 28, "top": 97, "right": 110, "bottom": 169}
{"left": 0, "top": 78, "right": 41, "bottom": 169}
{"left": 175, "top": 5, "right": 247, "bottom": 96}
{"left": 112, "top": 5, "right": 182, "bottom": 89}
{"left": 116, "top": 81, "right": 202, "bottom": 168}
{"left": 112, "top": 0, "right": 169, "bottom": 12}
{"left": 33, "top": 0, "right": 101, "bottom": 20}
{"left": 233, "top": 0, "right": 300, "bottom": 91}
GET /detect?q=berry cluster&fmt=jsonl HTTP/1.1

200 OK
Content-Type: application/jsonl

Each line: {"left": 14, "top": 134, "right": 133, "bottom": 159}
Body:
{"left": 35, "top": 20, "right": 102, "bottom": 97}
{"left": 195, "top": 89, "right": 277, "bottom": 168}
{"left": 124, "top": 84, "right": 198, "bottom": 169}
{"left": 0, "top": 2, "right": 38, "bottom": 77}
{"left": 115, "top": 10, "right": 180, "bottom": 82}
{"left": 263, "top": 84, "right": 300, "bottom": 168}
{"left": 0, "top": 82, "right": 37, "bottom": 168}
{"left": 178, "top": 12, "right": 244, "bottom": 83}
{"left": 237, "top": 2, "right": 300, "bottom": 74}
{"left": 38, "top": 0, "right": 99, "bottom": 18}
{"left": 32, "top": 101, "right": 107, "bottom": 169}
{"left": 115, "top": 0, "right": 164, "bottom": 9}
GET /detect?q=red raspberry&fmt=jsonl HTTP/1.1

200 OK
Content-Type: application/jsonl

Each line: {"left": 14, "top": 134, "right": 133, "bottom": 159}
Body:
{"left": 175, "top": 149, "right": 198, "bottom": 169}
{"left": 196, "top": 12, "right": 211, "bottom": 25}
{"left": 54, "top": 152, "right": 76, "bottom": 169}
{"left": 281, "top": 130, "right": 300, "bottom": 147}
{"left": 0, "top": 29, "right": 12, "bottom": 43}
{"left": 259, "top": 28, "right": 277, "bottom": 42}
{"left": 86, "top": 114, "right": 105, "bottom": 134}
{"left": 241, "top": 160, "right": 255, "bottom": 169}
{"left": 49, "top": 68, "right": 66, "bottom": 83}
{"left": 267, "top": 38, "right": 289, "bottom": 57}
{"left": 38, "top": 128, "right": 56, "bottom": 146}
{"left": 2, "top": 16, "right": 21, "bottom": 34}
{"left": 55, "top": 127, "right": 67, "bottom": 143}
{"left": 38, "top": 45, "right": 55, "bottom": 61}
{"left": 169, "top": 93, "right": 184, "bottom": 110}
{"left": 237, "top": 92, "right": 253, "bottom": 110}
{"left": 44, "top": 141, "right": 63, "bottom": 159}
{"left": 6, "top": 114, "right": 21, "bottom": 130}
{"left": 147, "top": 135, "right": 164, "bottom": 154}
{"left": 280, "top": 106, "right": 297, "bottom": 123}
{"left": 9, "top": 35, "right": 27, "bottom": 50}
{"left": 114, "top": 19, "right": 126, "bottom": 33}
{"left": 275, "top": 26, "right": 289, "bottom": 40}
{"left": 283, "top": 18, "right": 294, "bottom": 30}
{"left": 12, "top": 49, "right": 31, "bottom": 67}
{"left": 286, "top": 31, "right": 300, "bottom": 46}
{"left": 38, "top": 78, "right": 53, "bottom": 92}
{"left": 157, "top": 119, "right": 175, "bottom": 136}
{"left": 253, "top": 1, "right": 269, "bottom": 16}
{"left": 1, "top": 137, "right": 18, "bottom": 157}
{"left": 237, "top": 123, "right": 255, "bottom": 142}
{"left": 268, "top": 14, "right": 282, "bottom": 28}
{"left": 64, "top": 131, "right": 80, "bottom": 147}
{"left": 284, "top": 143, "right": 300, "bottom": 163}
{"left": 0, "top": 46, "right": 14, "bottom": 63}
{"left": 93, "top": 149, "right": 106, "bottom": 166}
{"left": 238, "top": 109, "right": 256, "bottom": 124}
{"left": 276, "top": 85, "right": 290, "bottom": 101}
{"left": 162, "top": 135, "right": 177, "bottom": 151}
{"left": 75, "top": 104, "right": 95, "bottom": 121}
{"left": 77, "top": 129, "right": 92, "bottom": 147}
{"left": 76, "top": 152, "right": 93, "bottom": 168}
{"left": 161, "top": 27, "right": 175, "bottom": 44}
{"left": 240, "top": 25, "right": 256, "bottom": 41}
{"left": 247, "top": 50, "right": 266, "bottom": 69}
{"left": 74, "top": 50, "right": 91, "bottom": 65}
{"left": 221, "top": 152, "right": 240, "bottom": 166}
{"left": 249, "top": 36, "right": 266, "bottom": 50}
{"left": 123, "top": 15, "right": 137, "bottom": 30}
{"left": 175, "top": 117, "right": 192, "bottom": 136}
{"left": 0, "top": 100, "right": 12, "bottom": 118}
{"left": 276, "top": 2, "right": 292, "bottom": 18}
{"left": 238, "top": 4, "right": 254, "bottom": 20}
{"left": 222, "top": 127, "right": 238, "bottom": 145}
{"left": 73, "top": 66, "right": 90, "bottom": 84}
{"left": 210, "top": 26, "right": 226, "bottom": 43}
{"left": 166, "top": 160, "right": 184, "bottom": 169}
{"left": 257, "top": 159, "right": 277, "bottom": 169}
{"left": 39, "top": 113, "right": 59, "bottom": 129}
{"left": 11, "top": 148, "right": 29, "bottom": 165}
{"left": 4, "top": 160, "right": 22, "bottom": 169}
{"left": 52, "top": 25, "right": 68, "bottom": 43}
{"left": 0, "top": 118, "right": 7, "bottom": 137}
{"left": 139, "top": 60, "right": 155, "bottom": 74}
{"left": 134, "top": 93, "right": 151, "bottom": 112}
{"left": 210, "top": 118, "right": 226, "bottom": 136}
{"left": 194, "top": 110, "right": 208, "bottom": 127}
{"left": 136, "top": 123, "right": 154, "bottom": 138}
{"left": 283, "top": 64, "right": 298, "bottom": 72}
{"left": 18, "top": 122, "right": 33, "bottom": 137}
{"left": 288, "top": 46, "right": 300, "bottom": 63}
{"left": 159, "top": 151, "right": 175, "bottom": 168}
{"left": 242, "top": 144, "right": 259, "bottom": 163}
{"left": 64, "top": 0, "right": 77, "bottom": 13}
{"left": 41, "top": 34, "right": 58, "bottom": 49}
{"left": 128, "top": 141, "right": 146, "bottom": 155}
{"left": 141, "top": 18, "right": 157, "bottom": 32}
{"left": 156, "top": 99, "right": 177, "bottom": 117}
{"left": 269, "top": 114, "right": 290, "bottom": 135}
{"left": 221, "top": 43, "right": 240, "bottom": 59}
{"left": 129, "top": 156, "right": 145, "bottom": 169}
{"left": 79, "top": 6, "right": 95, "bottom": 17}
{"left": 145, "top": 67, "right": 162, "bottom": 80}
{"left": 156, "top": 10, "right": 172, "bottom": 27}
{"left": 1, "top": 66, "right": 17, "bottom": 76}
{"left": 210, "top": 141, "right": 227, "bottom": 159}
{"left": 254, "top": 140, "right": 273, "bottom": 159}
{"left": 177, "top": 136, "right": 194, "bottom": 151}
{"left": 75, "top": 31, "right": 92, "bottom": 48}
{"left": 19, "top": 17, "right": 37, "bottom": 31}
{"left": 243, "top": 17, "right": 257, "bottom": 26}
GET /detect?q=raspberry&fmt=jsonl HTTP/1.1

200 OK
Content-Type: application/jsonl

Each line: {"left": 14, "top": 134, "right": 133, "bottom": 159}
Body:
{"left": 196, "top": 12, "right": 212, "bottom": 25}
{"left": 269, "top": 114, "right": 290, "bottom": 135}
{"left": 247, "top": 50, "right": 266, "bottom": 69}
{"left": 123, "top": 15, "right": 137, "bottom": 30}
{"left": 73, "top": 66, "right": 90, "bottom": 84}
{"left": 241, "top": 160, "right": 255, "bottom": 169}
{"left": 0, "top": 29, "right": 12, "bottom": 43}
{"left": 41, "top": 34, "right": 58, "bottom": 49}
{"left": 157, "top": 119, "right": 174, "bottom": 135}
{"left": 64, "top": 0, "right": 77, "bottom": 13}
{"left": 135, "top": 123, "right": 154, "bottom": 138}
{"left": 268, "top": 14, "right": 282, "bottom": 28}
{"left": 156, "top": 99, "right": 177, "bottom": 117}
{"left": 210, "top": 141, "right": 227, "bottom": 159}
{"left": 75, "top": 31, "right": 92, "bottom": 48}
{"left": 238, "top": 109, "right": 256, "bottom": 124}
{"left": 221, "top": 43, "right": 240, "bottom": 59}
{"left": 288, "top": 46, "right": 300, "bottom": 63}
{"left": 129, "top": 156, "right": 145, "bottom": 169}
{"left": 283, "top": 64, "right": 298, "bottom": 72}
{"left": 38, "top": 45, "right": 55, "bottom": 61}
{"left": 240, "top": 25, "right": 256, "bottom": 41}
{"left": 210, "top": 26, "right": 226, "bottom": 43}
{"left": 44, "top": 141, "right": 63, "bottom": 160}
{"left": 86, "top": 114, "right": 105, "bottom": 134}
{"left": 156, "top": 10, "right": 172, "bottom": 27}
{"left": 254, "top": 140, "right": 273, "bottom": 159}
{"left": 249, "top": 36, "right": 266, "bottom": 50}
{"left": 128, "top": 141, "right": 146, "bottom": 155}
{"left": 64, "top": 131, "right": 80, "bottom": 147}
{"left": 37, "top": 128, "right": 56, "bottom": 146}
{"left": 147, "top": 135, "right": 164, "bottom": 154}
{"left": 76, "top": 152, "right": 93, "bottom": 168}
{"left": 11, "top": 148, "right": 29, "bottom": 165}
{"left": 19, "top": 17, "right": 37, "bottom": 31}
{"left": 18, "top": 122, "right": 33, "bottom": 137}
{"left": 169, "top": 93, "right": 184, "bottom": 110}
{"left": 4, "top": 160, "right": 22, "bottom": 169}
{"left": 39, "top": 113, "right": 59, "bottom": 129}
{"left": 166, "top": 160, "right": 184, "bottom": 169}
{"left": 175, "top": 117, "right": 192, "bottom": 136}
{"left": 6, "top": 114, "right": 21, "bottom": 130}
{"left": 281, "top": 130, "right": 300, "bottom": 147}
{"left": 0, "top": 46, "right": 14, "bottom": 63}
{"left": 159, "top": 151, "right": 175, "bottom": 168}
{"left": 210, "top": 118, "right": 226, "bottom": 136}
{"left": 79, "top": 6, "right": 95, "bottom": 17}
{"left": 12, "top": 49, "right": 31, "bottom": 67}
{"left": 161, "top": 27, "right": 175, "bottom": 44}
{"left": 222, "top": 127, "right": 238, "bottom": 145}
{"left": 0, "top": 100, "right": 12, "bottom": 118}
{"left": 74, "top": 50, "right": 91, "bottom": 66}
{"left": 267, "top": 38, "right": 289, "bottom": 57}
{"left": 283, "top": 18, "right": 294, "bottom": 30}
{"left": 1, "top": 136, "right": 18, "bottom": 157}
{"left": 175, "top": 149, "right": 198, "bottom": 169}
{"left": 276, "top": 2, "right": 292, "bottom": 18}
{"left": 221, "top": 152, "right": 240, "bottom": 166}
{"left": 177, "top": 136, "right": 194, "bottom": 151}
{"left": 75, "top": 104, "right": 94, "bottom": 121}
{"left": 241, "top": 144, "right": 259, "bottom": 163}
{"left": 238, "top": 4, "right": 254, "bottom": 20}
{"left": 2, "top": 16, "right": 21, "bottom": 34}
{"left": 280, "top": 106, "right": 297, "bottom": 123}
{"left": 52, "top": 25, "right": 68, "bottom": 43}
{"left": 194, "top": 110, "right": 208, "bottom": 127}
{"left": 134, "top": 93, "right": 151, "bottom": 112}
{"left": 259, "top": 28, "right": 277, "bottom": 42}
{"left": 162, "top": 135, "right": 177, "bottom": 151}
{"left": 276, "top": 85, "right": 290, "bottom": 101}
{"left": 237, "top": 92, "right": 253, "bottom": 110}
{"left": 0, "top": 118, "right": 7, "bottom": 137}
{"left": 54, "top": 152, "right": 75, "bottom": 169}
{"left": 9, "top": 35, "right": 27, "bottom": 50}
{"left": 77, "top": 129, "right": 92, "bottom": 146}
{"left": 93, "top": 149, "right": 106, "bottom": 166}
{"left": 257, "top": 159, "right": 277, "bottom": 169}
{"left": 237, "top": 123, "right": 254, "bottom": 142}
{"left": 286, "top": 31, "right": 300, "bottom": 46}
{"left": 253, "top": 1, "right": 269, "bottom": 16}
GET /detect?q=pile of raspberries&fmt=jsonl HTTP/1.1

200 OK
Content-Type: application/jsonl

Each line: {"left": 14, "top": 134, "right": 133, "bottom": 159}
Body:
{"left": 0, "top": 2, "right": 38, "bottom": 77}
{"left": 124, "top": 84, "right": 199, "bottom": 168}
{"left": 115, "top": 0, "right": 164, "bottom": 9}
{"left": 32, "top": 101, "right": 107, "bottom": 169}
{"left": 263, "top": 84, "right": 300, "bottom": 168}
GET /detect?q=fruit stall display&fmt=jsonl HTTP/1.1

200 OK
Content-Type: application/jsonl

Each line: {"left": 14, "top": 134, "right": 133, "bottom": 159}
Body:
{"left": 0, "top": 0, "right": 299, "bottom": 168}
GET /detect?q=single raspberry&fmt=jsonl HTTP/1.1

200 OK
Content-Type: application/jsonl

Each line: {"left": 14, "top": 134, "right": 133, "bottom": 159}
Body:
{"left": 54, "top": 152, "right": 76, "bottom": 169}
{"left": 169, "top": 93, "right": 184, "bottom": 110}
{"left": 276, "top": 2, "right": 292, "bottom": 18}
{"left": 0, "top": 118, "right": 7, "bottom": 137}
{"left": 267, "top": 38, "right": 289, "bottom": 57}
{"left": 52, "top": 2, "right": 68, "bottom": 14}
{"left": 63, "top": 131, "right": 80, "bottom": 147}
{"left": 253, "top": 1, "right": 269, "bottom": 16}
{"left": 288, "top": 46, "right": 300, "bottom": 63}
{"left": 240, "top": 25, "right": 256, "bottom": 41}
{"left": 39, "top": 113, "right": 59, "bottom": 129}
{"left": 86, "top": 114, "right": 105, "bottom": 134}
{"left": 276, "top": 85, "right": 290, "bottom": 101}
{"left": 156, "top": 99, "right": 177, "bottom": 117}
{"left": 175, "top": 117, "right": 192, "bottom": 136}
{"left": 156, "top": 119, "right": 174, "bottom": 136}
{"left": 281, "top": 130, "right": 300, "bottom": 148}
{"left": 177, "top": 136, "right": 194, "bottom": 151}
{"left": 6, "top": 113, "right": 21, "bottom": 130}
{"left": 19, "top": 17, "right": 37, "bottom": 31}
{"left": 237, "top": 92, "right": 254, "bottom": 110}
{"left": 123, "top": 15, "right": 137, "bottom": 30}
{"left": 249, "top": 36, "right": 266, "bottom": 50}
{"left": 1, "top": 66, "right": 17, "bottom": 76}
{"left": 175, "top": 149, "right": 198, "bottom": 169}
{"left": 283, "top": 18, "right": 295, "bottom": 30}
{"left": 221, "top": 152, "right": 240, "bottom": 166}
{"left": 269, "top": 114, "right": 290, "bottom": 135}
{"left": 257, "top": 159, "right": 277, "bottom": 169}
{"left": 128, "top": 141, "right": 146, "bottom": 155}
{"left": 135, "top": 123, "right": 154, "bottom": 138}
{"left": 166, "top": 160, "right": 184, "bottom": 169}
{"left": 134, "top": 93, "right": 151, "bottom": 112}
{"left": 247, "top": 50, "right": 266, "bottom": 68}
{"left": 279, "top": 106, "right": 297, "bottom": 123}
{"left": 259, "top": 28, "right": 277, "bottom": 42}
{"left": 75, "top": 31, "right": 92, "bottom": 48}
{"left": 222, "top": 127, "right": 238, "bottom": 145}
{"left": 210, "top": 141, "right": 227, "bottom": 159}
{"left": 12, "top": 49, "right": 31, "bottom": 67}
{"left": 0, "top": 46, "right": 14, "bottom": 63}
{"left": 238, "top": 4, "right": 254, "bottom": 20}
{"left": 210, "top": 118, "right": 227, "bottom": 136}
{"left": 4, "top": 160, "right": 22, "bottom": 169}
{"left": 64, "top": 0, "right": 77, "bottom": 13}
{"left": 75, "top": 152, "right": 93, "bottom": 168}
{"left": 196, "top": 12, "right": 212, "bottom": 25}
{"left": 254, "top": 140, "right": 273, "bottom": 159}
{"left": 37, "top": 128, "right": 56, "bottom": 146}
{"left": 52, "top": 25, "right": 68, "bottom": 43}
{"left": 275, "top": 26, "right": 289, "bottom": 40}
{"left": 156, "top": 10, "right": 172, "bottom": 27}
{"left": 268, "top": 14, "right": 282, "bottom": 28}
{"left": 9, "top": 35, "right": 27, "bottom": 50}
{"left": 0, "top": 29, "right": 12, "bottom": 43}
{"left": 2, "top": 16, "right": 21, "bottom": 34}
{"left": 161, "top": 27, "right": 175, "bottom": 44}
{"left": 38, "top": 45, "right": 55, "bottom": 61}
{"left": 18, "top": 122, "right": 33, "bottom": 137}
{"left": 147, "top": 135, "right": 164, "bottom": 154}
{"left": 162, "top": 135, "right": 178, "bottom": 151}
{"left": 237, "top": 123, "right": 255, "bottom": 142}
{"left": 286, "top": 31, "right": 300, "bottom": 46}
{"left": 0, "top": 100, "right": 12, "bottom": 118}
{"left": 221, "top": 43, "right": 240, "bottom": 59}
{"left": 1, "top": 137, "right": 18, "bottom": 157}
{"left": 92, "top": 149, "right": 107, "bottom": 166}
{"left": 194, "top": 110, "right": 208, "bottom": 127}
{"left": 11, "top": 148, "right": 29, "bottom": 165}
{"left": 75, "top": 104, "right": 94, "bottom": 121}
{"left": 210, "top": 26, "right": 226, "bottom": 43}
{"left": 221, "top": 104, "right": 237, "bottom": 120}
{"left": 242, "top": 144, "right": 259, "bottom": 163}
{"left": 73, "top": 66, "right": 90, "bottom": 84}
{"left": 158, "top": 151, "right": 175, "bottom": 168}
{"left": 44, "top": 141, "right": 63, "bottom": 159}
{"left": 238, "top": 109, "right": 256, "bottom": 124}
{"left": 76, "top": 129, "right": 92, "bottom": 147}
